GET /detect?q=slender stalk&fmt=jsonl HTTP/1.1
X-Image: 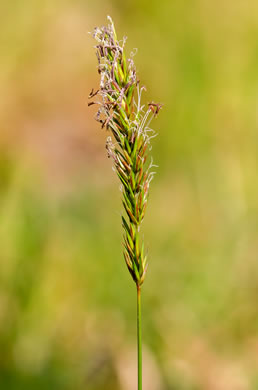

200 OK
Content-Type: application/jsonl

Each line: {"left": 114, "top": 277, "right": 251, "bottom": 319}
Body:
{"left": 137, "top": 284, "right": 142, "bottom": 390}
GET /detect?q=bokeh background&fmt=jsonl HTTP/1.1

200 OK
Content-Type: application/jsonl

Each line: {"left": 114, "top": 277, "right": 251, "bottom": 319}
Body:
{"left": 1, "top": 1, "right": 258, "bottom": 389}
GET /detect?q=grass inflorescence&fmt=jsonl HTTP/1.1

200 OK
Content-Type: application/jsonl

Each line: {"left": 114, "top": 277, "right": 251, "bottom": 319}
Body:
{"left": 89, "top": 16, "right": 162, "bottom": 287}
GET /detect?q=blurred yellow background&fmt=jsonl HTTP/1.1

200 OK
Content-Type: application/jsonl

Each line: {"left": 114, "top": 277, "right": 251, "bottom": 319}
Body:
{"left": 1, "top": 1, "right": 258, "bottom": 389}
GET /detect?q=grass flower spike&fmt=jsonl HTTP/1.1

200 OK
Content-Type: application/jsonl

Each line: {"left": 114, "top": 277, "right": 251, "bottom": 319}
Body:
{"left": 89, "top": 16, "right": 162, "bottom": 390}
{"left": 89, "top": 16, "right": 162, "bottom": 287}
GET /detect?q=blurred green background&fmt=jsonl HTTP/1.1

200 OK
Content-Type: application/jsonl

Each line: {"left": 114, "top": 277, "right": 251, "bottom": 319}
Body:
{"left": 1, "top": 1, "right": 258, "bottom": 389}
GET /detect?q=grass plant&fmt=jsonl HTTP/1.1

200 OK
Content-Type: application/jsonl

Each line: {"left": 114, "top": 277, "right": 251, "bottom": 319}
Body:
{"left": 89, "top": 17, "right": 162, "bottom": 389}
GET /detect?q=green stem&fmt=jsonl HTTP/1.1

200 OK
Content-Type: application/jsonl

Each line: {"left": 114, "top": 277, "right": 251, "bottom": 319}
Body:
{"left": 137, "top": 284, "right": 142, "bottom": 390}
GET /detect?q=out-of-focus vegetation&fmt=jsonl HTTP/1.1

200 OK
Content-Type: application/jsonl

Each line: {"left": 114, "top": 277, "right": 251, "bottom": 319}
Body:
{"left": 1, "top": 1, "right": 258, "bottom": 389}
